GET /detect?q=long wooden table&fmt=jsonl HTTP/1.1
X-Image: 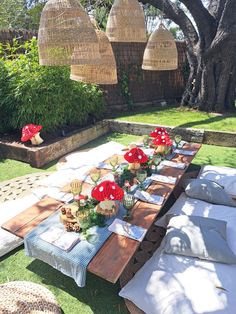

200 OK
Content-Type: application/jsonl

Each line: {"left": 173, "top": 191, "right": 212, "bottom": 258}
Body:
{"left": 87, "top": 143, "right": 201, "bottom": 283}
{"left": 2, "top": 142, "right": 201, "bottom": 284}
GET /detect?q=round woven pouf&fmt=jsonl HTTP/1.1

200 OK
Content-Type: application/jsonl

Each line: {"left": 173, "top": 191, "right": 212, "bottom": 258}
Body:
{"left": 0, "top": 281, "right": 61, "bottom": 314}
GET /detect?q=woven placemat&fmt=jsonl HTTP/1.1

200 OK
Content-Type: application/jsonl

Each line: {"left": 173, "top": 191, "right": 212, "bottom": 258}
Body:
{"left": 0, "top": 281, "right": 61, "bottom": 313}
{"left": 0, "top": 172, "right": 51, "bottom": 203}
{"left": 119, "top": 224, "right": 166, "bottom": 314}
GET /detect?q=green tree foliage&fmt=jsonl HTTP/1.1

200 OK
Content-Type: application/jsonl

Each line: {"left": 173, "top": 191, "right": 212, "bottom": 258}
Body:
{"left": 0, "top": 38, "right": 106, "bottom": 134}
{"left": 0, "top": 0, "right": 28, "bottom": 29}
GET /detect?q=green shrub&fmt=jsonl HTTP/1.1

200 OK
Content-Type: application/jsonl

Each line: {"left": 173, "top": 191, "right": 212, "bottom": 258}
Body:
{"left": 0, "top": 38, "right": 106, "bottom": 134}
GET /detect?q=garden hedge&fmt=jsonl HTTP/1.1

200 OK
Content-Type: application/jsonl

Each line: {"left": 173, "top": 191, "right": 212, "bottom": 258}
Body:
{"left": 0, "top": 38, "right": 106, "bottom": 135}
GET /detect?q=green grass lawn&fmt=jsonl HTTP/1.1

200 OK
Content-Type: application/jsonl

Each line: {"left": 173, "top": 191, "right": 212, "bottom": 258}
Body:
{"left": 1, "top": 132, "right": 236, "bottom": 314}
{"left": 115, "top": 106, "right": 236, "bottom": 132}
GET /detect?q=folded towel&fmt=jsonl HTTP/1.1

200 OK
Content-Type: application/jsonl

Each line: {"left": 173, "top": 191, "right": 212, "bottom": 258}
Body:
{"left": 40, "top": 226, "right": 80, "bottom": 252}
{"left": 150, "top": 174, "right": 177, "bottom": 184}
{"left": 161, "top": 160, "right": 186, "bottom": 169}
{"left": 174, "top": 149, "right": 196, "bottom": 156}
{"left": 108, "top": 218, "right": 147, "bottom": 242}
{"left": 134, "top": 190, "right": 164, "bottom": 205}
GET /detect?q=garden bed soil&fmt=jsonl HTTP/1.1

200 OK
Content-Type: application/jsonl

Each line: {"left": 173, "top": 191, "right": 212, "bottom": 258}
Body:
{"left": 0, "top": 121, "right": 110, "bottom": 168}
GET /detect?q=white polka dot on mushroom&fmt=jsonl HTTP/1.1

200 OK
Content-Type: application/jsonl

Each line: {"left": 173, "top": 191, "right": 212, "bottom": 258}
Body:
{"left": 99, "top": 186, "right": 104, "bottom": 192}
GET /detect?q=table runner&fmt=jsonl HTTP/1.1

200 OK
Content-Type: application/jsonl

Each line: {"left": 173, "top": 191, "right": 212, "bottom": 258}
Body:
{"left": 24, "top": 205, "right": 127, "bottom": 287}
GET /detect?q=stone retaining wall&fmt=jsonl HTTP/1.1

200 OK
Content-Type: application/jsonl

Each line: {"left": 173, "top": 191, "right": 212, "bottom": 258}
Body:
{"left": 108, "top": 120, "right": 204, "bottom": 143}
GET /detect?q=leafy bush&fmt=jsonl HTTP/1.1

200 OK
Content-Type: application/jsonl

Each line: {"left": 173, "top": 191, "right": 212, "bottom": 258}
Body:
{"left": 0, "top": 38, "right": 106, "bottom": 134}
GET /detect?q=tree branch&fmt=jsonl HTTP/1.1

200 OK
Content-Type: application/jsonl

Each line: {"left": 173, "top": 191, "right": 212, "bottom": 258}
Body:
{"left": 209, "top": 0, "right": 236, "bottom": 54}
{"left": 208, "top": 0, "right": 225, "bottom": 20}
{"left": 140, "top": 0, "right": 199, "bottom": 51}
{"left": 180, "top": 0, "right": 217, "bottom": 46}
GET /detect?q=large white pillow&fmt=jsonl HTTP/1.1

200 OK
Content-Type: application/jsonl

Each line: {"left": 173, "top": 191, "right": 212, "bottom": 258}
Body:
{"left": 155, "top": 193, "right": 236, "bottom": 255}
{"left": 198, "top": 165, "right": 236, "bottom": 198}
{"left": 119, "top": 242, "right": 236, "bottom": 314}
{"left": 0, "top": 194, "right": 39, "bottom": 257}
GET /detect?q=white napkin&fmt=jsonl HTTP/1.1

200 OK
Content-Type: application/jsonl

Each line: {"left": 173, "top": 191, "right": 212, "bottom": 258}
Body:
{"left": 93, "top": 161, "right": 118, "bottom": 171}
{"left": 83, "top": 172, "right": 115, "bottom": 185}
{"left": 173, "top": 149, "right": 196, "bottom": 156}
{"left": 108, "top": 218, "right": 147, "bottom": 242}
{"left": 40, "top": 226, "right": 80, "bottom": 252}
{"left": 143, "top": 148, "right": 155, "bottom": 156}
{"left": 150, "top": 174, "right": 177, "bottom": 184}
{"left": 161, "top": 160, "right": 186, "bottom": 169}
{"left": 32, "top": 187, "right": 73, "bottom": 203}
{"left": 134, "top": 190, "right": 164, "bottom": 205}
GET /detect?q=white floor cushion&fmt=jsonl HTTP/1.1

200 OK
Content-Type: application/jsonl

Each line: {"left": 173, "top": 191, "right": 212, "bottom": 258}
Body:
{"left": 119, "top": 242, "right": 236, "bottom": 314}
{"left": 198, "top": 165, "right": 236, "bottom": 198}
{"left": 155, "top": 193, "right": 236, "bottom": 256}
{"left": 0, "top": 194, "right": 39, "bottom": 257}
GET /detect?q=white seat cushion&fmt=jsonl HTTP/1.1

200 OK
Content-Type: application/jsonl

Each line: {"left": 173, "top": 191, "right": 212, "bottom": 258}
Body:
{"left": 198, "top": 165, "right": 236, "bottom": 198}
{"left": 119, "top": 242, "right": 236, "bottom": 314}
{"left": 155, "top": 193, "right": 236, "bottom": 255}
{"left": 0, "top": 195, "right": 39, "bottom": 257}
{"left": 121, "top": 193, "right": 236, "bottom": 313}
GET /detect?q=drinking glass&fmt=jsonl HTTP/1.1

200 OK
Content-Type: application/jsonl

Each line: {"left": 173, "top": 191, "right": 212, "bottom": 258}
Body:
{"left": 89, "top": 170, "right": 101, "bottom": 186}
{"left": 174, "top": 134, "right": 182, "bottom": 148}
{"left": 109, "top": 155, "right": 119, "bottom": 172}
{"left": 142, "top": 135, "right": 150, "bottom": 148}
{"left": 136, "top": 169, "right": 147, "bottom": 190}
{"left": 152, "top": 154, "right": 162, "bottom": 173}
{"left": 70, "top": 179, "right": 82, "bottom": 197}
{"left": 123, "top": 194, "right": 135, "bottom": 220}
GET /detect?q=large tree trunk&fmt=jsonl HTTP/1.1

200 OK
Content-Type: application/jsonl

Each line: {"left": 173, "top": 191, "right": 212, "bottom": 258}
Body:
{"left": 141, "top": 0, "right": 236, "bottom": 113}
{"left": 182, "top": 43, "right": 236, "bottom": 112}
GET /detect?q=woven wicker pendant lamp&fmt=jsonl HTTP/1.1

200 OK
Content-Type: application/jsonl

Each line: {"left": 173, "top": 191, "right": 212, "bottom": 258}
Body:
{"left": 106, "top": 0, "right": 146, "bottom": 43}
{"left": 142, "top": 23, "right": 178, "bottom": 70}
{"left": 70, "top": 26, "right": 118, "bottom": 84}
{"left": 38, "top": 0, "right": 100, "bottom": 66}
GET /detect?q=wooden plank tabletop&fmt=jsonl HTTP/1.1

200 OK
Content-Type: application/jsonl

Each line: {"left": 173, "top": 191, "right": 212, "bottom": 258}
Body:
{"left": 87, "top": 143, "right": 202, "bottom": 283}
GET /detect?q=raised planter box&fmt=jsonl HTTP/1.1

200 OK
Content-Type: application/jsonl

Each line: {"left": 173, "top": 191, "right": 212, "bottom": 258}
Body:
{"left": 108, "top": 120, "right": 205, "bottom": 143}
{"left": 0, "top": 121, "right": 110, "bottom": 168}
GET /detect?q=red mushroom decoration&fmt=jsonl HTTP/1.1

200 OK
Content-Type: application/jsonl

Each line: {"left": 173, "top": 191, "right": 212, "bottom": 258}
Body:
{"left": 92, "top": 180, "right": 124, "bottom": 217}
{"left": 152, "top": 134, "right": 173, "bottom": 155}
{"left": 21, "top": 124, "right": 43, "bottom": 145}
{"left": 124, "top": 147, "right": 148, "bottom": 172}
{"left": 150, "top": 127, "right": 169, "bottom": 138}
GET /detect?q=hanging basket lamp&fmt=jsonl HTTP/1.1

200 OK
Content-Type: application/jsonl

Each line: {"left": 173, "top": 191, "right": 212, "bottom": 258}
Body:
{"left": 142, "top": 23, "right": 178, "bottom": 71}
{"left": 106, "top": 0, "right": 146, "bottom": 43}
{"left": 70, "top": 23, "right": 118, "bottom": 84}
{"left": 38, "top": 0, "right": 101, "bottom": 66}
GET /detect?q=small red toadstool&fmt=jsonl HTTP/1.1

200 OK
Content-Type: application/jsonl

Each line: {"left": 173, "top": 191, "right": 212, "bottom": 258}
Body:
{"left": 92, "top": 180, "right": 124, "bottom": 217}
{"left": 21, "top": 124, "right": 44, "bottom": 145}
{"left": 124, "top": 147, "right": 148, "bottom": 172}
{"left": 152, "top": 134, "right": 173, "bottom": 155}
{"left": 149, "top": 127, "right": 169, "bottom": 138}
